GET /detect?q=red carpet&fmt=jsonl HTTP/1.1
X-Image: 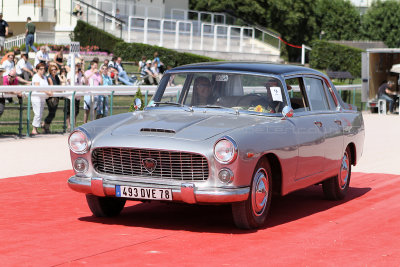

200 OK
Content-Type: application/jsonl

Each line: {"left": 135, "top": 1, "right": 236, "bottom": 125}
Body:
{"left": 0, "top": 171, "right": 399, "bottom": 266}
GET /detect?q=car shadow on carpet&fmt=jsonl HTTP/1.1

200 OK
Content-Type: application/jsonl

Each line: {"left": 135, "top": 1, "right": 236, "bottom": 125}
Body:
{"left": 78, "top": 185, "right": 371, "bottom": 233}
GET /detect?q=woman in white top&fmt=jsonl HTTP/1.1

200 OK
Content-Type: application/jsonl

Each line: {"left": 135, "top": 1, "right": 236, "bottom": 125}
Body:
{"left": 31, "top": 63, "right": 53, "bottom": 135}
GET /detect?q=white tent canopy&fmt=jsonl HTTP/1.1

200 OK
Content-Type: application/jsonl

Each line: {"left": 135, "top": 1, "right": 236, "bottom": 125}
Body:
{"left": 390, "top": 64, "right": 400, "bottom": 73}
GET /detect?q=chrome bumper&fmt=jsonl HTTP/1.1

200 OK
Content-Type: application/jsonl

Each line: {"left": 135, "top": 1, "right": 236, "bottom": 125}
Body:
{"left": 68, "top": 176, "right": 250, "bottom": 204}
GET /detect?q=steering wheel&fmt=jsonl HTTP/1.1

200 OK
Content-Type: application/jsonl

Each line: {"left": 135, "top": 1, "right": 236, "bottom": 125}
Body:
{"left": 236, "top": 94, "right": 267, "bottom": 107}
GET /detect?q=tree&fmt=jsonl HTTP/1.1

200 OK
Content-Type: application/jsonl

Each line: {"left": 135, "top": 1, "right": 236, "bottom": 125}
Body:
{"left": 315, "top": 0, "right": 362, "bottom": 41}
{"left": 265, "top": 0, "right": 318, "bottom": 61}
{"left": 362, "top": 0, "right": 400, "bottom": 48}
{"left": 189, "top": 0, "right": 268, "bottom": 26}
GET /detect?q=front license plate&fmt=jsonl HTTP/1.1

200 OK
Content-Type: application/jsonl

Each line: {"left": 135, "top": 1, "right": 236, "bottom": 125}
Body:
{"left": 115, "top": 185, "right": 172, "bottom": 201}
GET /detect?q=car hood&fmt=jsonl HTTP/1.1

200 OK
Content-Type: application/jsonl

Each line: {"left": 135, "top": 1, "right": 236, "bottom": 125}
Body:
{"left": 110, "top": 110, "right": 269, "bottom": 141}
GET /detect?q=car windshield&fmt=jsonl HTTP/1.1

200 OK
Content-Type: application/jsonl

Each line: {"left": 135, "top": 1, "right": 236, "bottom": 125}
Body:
{"left": 154, "top": 73, "right": 287, "bottom": 114}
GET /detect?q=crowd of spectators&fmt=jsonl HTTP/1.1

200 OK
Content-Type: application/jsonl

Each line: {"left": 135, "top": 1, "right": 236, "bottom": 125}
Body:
{"left": 0, "top": 46, "right": 165, "bottom": 135}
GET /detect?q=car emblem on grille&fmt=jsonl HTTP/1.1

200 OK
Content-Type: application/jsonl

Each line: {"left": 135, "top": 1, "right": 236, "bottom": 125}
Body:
{"left": 142, "top": 158, "right": 157, "bottom": 173}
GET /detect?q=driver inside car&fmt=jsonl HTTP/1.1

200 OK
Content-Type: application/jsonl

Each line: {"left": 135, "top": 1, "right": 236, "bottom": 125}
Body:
{"left": 192, "top": 76, "right": 213, "bottom": 106}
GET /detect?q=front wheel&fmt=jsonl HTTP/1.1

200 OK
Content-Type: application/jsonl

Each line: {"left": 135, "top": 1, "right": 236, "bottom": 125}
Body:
{"left": 86, "top": 194, "right": 126, "bottom": 217}
{"left": 322, "top": 147, "right": 352, "bottom": 200}
{"left": 232, "top": 159, "right": 272, "bottom": 229}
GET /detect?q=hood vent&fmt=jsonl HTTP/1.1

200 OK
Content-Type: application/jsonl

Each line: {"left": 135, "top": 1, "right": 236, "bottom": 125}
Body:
{"left": 140, "top": 128, "right": 176, "bottom": 134}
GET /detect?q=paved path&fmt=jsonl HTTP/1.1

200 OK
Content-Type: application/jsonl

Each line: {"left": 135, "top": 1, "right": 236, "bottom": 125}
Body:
{"left": 0, "top": 113, "right": 399, "bottom": 179}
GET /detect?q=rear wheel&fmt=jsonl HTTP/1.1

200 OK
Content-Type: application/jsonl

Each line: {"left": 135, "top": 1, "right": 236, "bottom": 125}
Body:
{"left": 232, "top": 159, "right": 272, "bottom": 229}
{"left": 323, "top": 147, "right": 352, "bottom": 200}
{"left": 86, "top": 194, "right": 126, "bottom": 217}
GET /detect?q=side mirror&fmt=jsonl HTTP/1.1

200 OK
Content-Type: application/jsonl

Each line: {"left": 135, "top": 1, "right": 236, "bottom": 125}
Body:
{"left": 281, "top": 106, "right": 294, "bottom": 119}
{"left": 134, "top": 98, "right": 142, "bottom": 111}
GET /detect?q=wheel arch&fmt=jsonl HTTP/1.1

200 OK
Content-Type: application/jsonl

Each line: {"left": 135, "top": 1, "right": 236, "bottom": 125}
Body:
{"left": 259, "top": 153, "right": 282, "bottom": 196}
{"left": 347, "top": 142, "right": 357, "bottom": 166}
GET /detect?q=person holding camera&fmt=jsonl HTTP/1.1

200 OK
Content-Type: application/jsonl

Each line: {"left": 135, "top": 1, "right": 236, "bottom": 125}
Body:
{"left": 83, "top": 60, "right": 103, "bottom": 123}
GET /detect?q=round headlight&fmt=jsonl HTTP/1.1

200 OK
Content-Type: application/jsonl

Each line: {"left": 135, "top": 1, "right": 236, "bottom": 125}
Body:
{"left": 68, "top": 130, "right": 90, "bottom": 154}
{"left": 214, "top": 137, "right": 238, "bottom": 164}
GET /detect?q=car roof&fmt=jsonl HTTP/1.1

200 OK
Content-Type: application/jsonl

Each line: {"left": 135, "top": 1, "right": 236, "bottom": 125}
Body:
{"left": 170, "top": 61, "right": 324, "bottom": 77}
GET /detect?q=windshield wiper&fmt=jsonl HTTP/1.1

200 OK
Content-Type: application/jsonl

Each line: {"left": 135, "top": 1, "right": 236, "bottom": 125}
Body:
{"left": 195, "top": 105, "right": 225, "bottom": 109}
{"left": 154, "top": 101, "right": 193, "bottom": 111}
{"left": 154, "top": 101, "right": 183, "bottom": 106}
{"left": 195, "top": 105, "right": 240, "bottom": 114}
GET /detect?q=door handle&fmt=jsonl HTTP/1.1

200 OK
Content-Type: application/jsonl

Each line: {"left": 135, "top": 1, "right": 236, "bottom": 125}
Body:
{"left": 314, "top": 121, "right": 323, "bottom": 127}
{"left": 334, "top": 120, "right": 342, "bottom": 126}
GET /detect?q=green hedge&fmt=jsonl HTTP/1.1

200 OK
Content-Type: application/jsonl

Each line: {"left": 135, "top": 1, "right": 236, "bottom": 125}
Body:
{"left": 72, "top": 20, "right": 123, "bottom": 53}
{"left": 309, "top": 40, "right": 363, "bottom": 77}
{"left": 73, "top": 20, "right": 219, "bottom": 67}
{"left": 113, "top": 42, "right": 219, "bottom": 68}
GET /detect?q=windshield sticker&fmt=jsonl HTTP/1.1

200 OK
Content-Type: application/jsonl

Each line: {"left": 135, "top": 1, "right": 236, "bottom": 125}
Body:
{"left": 216, "top": 74, "right": 228, "bottom": 82}
{"left": 270, "top": 87, "right": 283, "bottom": 102}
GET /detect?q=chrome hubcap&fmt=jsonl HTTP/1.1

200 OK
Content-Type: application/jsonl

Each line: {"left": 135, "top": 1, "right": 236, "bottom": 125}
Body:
{"left": 339, "top": 151, "right": 350, "bottom": 189}
{"left": 252, "top": 168, "right": 269, "bottom": 216}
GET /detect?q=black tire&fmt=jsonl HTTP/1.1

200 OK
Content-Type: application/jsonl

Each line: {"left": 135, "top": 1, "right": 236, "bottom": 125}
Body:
{"left": 86, "top": 194, "right": 126, "bottom": 217}
{"left": 323, "top": 147, "right": 352, "bottom": 200}
{"left": 231, "top": 159, "right": 273, "bottom": 229}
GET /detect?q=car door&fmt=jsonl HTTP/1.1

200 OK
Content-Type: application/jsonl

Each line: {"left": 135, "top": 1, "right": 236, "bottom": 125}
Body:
{"left": 303, "top": 76, "right": 344, "bottom": 173}
{"left": 286, "top": 77, "right": 326, "bottom": 180}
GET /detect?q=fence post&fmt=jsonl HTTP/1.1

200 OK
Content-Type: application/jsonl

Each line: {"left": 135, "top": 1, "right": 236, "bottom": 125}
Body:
{"left": 175, "top": 21, "right": 180, "bottom": 49}
{"left": 18, "top": 96, "right": 23, "bottom": 137}
{"left": 200, "top": 23, "right": 204, "bottom": 50}
{"left": 352, "top": 87, "right": 356, "bottom": 106}
{"left": 160, "top": 19, "right": 164, "bottom": 47}
{"left": 110, "top": 91, "right": 114, "bottom": 115}
{"left": 145, "top": 90, "right": 148, "bottom": 106}
{"left": 26, "top": 92, "right": 32, "bottom": 137}
{"left": 144, "top": 18, "right": 148, "bottom": 44}
{"left": 63, "top": 98, "right": 67, "bottom": 133}
{"left": 213, "top": 25, "right": 217, "bottom": 51}
{"left": 128, "top": 16, "right": 131, "bottom": 42}
{"left": 103, "top": 13, "right": 105, "bottom": 31}
{"left": 239, "top": 27, "right": 244, "bottom": 53}
{"left": 71, "top": 91, "right": 76, "bottom": 130}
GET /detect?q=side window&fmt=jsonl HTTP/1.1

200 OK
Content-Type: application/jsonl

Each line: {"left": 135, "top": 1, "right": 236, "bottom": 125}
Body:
{"left": 303, "top": 77, "right": 329, "bottom": 111}
{"left": 323, "top": 82, "right": 337, "bottom": 110}
{"left": 286, "top": 77, "right": 309, "bottom": 113}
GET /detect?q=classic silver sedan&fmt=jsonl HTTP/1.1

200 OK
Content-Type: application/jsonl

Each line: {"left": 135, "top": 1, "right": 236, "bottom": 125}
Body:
{"left": 68, "top": 62, "right": 365, "bottom": 229}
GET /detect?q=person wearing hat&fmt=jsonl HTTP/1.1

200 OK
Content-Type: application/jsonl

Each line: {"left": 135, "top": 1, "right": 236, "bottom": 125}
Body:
{"left": 0, "top": 13, "right": 9, "bottom": 55}
{"left": 140, "top": 59, "right": 158, "bottom": 85}
{"left": 378, "top": 80, "right": 398, "bottom": 114}
{"left": 25, "top": 17, "right": 37, "bottom": 55}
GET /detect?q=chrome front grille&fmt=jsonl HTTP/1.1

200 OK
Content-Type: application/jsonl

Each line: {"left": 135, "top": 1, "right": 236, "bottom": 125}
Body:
{"left": 92, "top": 147, "right": 209, "bottom": 181}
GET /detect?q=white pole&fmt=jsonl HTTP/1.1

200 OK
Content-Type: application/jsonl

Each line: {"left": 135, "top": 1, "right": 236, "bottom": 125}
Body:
{"left": 189, "top": 23, "right": 193, "bottom": 50}
{"left": 175, "top": 21, "right": 180, "bottom": 49}
{"left": 128, "top": 16, "right": 132, "bottom": 42}
{"left": 239, "top": 27, "right": 244, "bottom": 53}
{"left": 200, "top": 23, "right": 204, "bottom": 50}
{"left": 301, "top": 44, "right": 305, "bottom": 65}
{"left": 160, "top": 19, "right": 164, "bottom": 47}
{"left": 144, "top": 18, "right": 148, "bottom": 44}
{"left": 213, "top": 25, "right": 217, "bottom": 51}
{"left": 227, "top": 26, "right": 231, "bottom": 52}
{"left": 251, "top": 28, "right": 255, "bottom": 53}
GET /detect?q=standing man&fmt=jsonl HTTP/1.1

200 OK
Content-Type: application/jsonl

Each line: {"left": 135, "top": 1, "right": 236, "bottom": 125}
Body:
{"left": 0, "top": 13, "right": 9, "bottom": 55}
{"left": 25, "top": 17, "right": 37, "bottom": 55}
